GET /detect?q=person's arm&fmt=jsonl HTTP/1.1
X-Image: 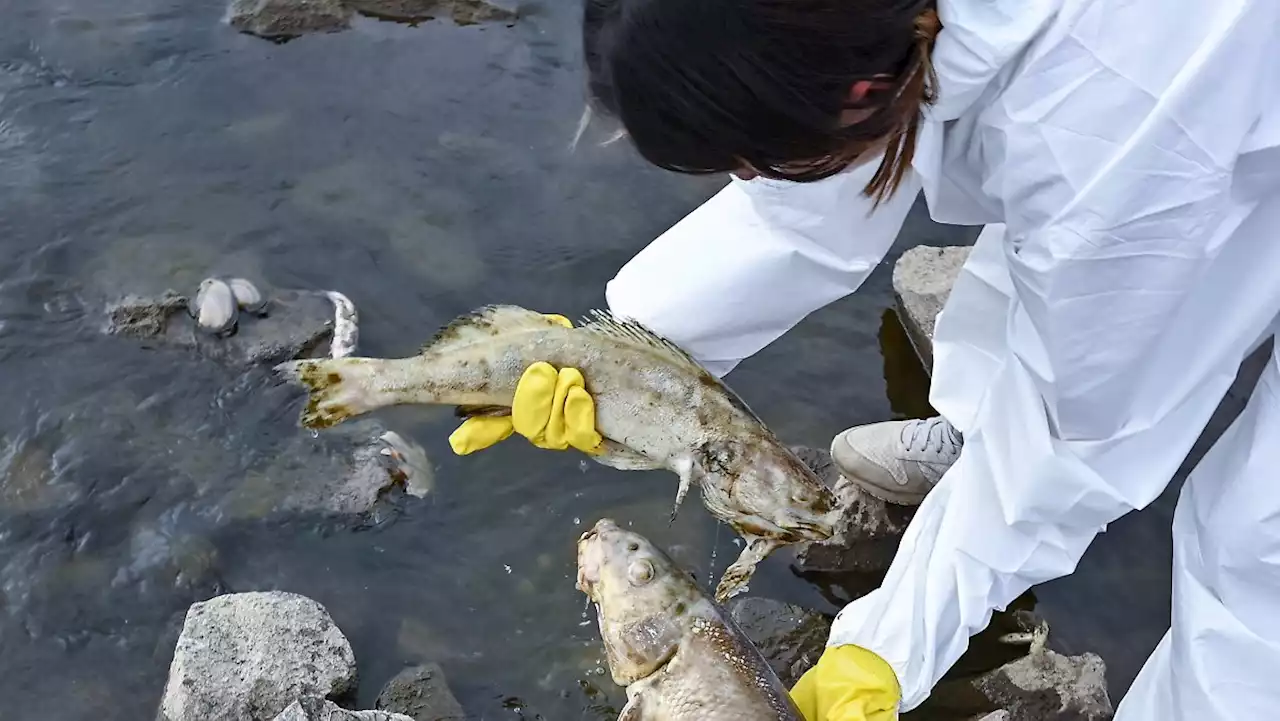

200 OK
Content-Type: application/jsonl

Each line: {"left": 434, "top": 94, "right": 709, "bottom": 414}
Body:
{"left": 606, "top": 155, "right": 921, "bottom": 376}
{"left": 825, "top": 1, "right": 1280, "bottom": 710}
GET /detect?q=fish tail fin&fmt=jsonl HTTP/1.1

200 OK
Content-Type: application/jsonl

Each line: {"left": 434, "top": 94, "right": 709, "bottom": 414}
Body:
{"left": 274, "top": 357, "right": 395, "bottom": 429}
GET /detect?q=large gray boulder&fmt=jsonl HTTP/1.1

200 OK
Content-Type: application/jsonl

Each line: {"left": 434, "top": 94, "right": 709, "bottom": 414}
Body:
{"left": 375, "top": 664, "right": 467, "bottom": 721}
{"left": 158, "top": 592, "right": 357, "bottom": 721}
{"left": 892, "top": 245, "right": 970, "bottom": 374}
{"left": 274, "top": 697, "right": 414, "bottom": 721}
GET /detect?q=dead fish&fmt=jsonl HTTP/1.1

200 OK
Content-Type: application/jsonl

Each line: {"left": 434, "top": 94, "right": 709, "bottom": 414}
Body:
{"left": 192, "top": 278, "right": 238, "bottom": 336}
{"left": 226, "top": 277, "right": 268, "bottom": 316}
{"left": 274, "top": 304, "right": 838, "bottom": 601}
{"left": 376, "top": 430, "right": 434, "bottom": 499}
{"left": 576, "top": 518, "right": 804, "bottom": 721}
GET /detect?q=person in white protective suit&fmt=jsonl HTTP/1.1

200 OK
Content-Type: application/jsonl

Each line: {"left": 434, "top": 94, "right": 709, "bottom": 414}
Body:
{"left": 447, "top": 0, "right": 1280, "bottom": 718}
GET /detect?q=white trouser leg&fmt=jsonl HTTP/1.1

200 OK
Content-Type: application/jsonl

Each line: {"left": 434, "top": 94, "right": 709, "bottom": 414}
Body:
{"left": 1116, "top": 345, "right": 1280, "bottom": 720}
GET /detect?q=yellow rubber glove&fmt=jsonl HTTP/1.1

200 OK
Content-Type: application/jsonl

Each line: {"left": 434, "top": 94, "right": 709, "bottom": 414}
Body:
{"left": 448, "top": 314, "right": 604, "bottom": 456}
{"left": 790, "top": 645, "right": 901, "bottom": 721}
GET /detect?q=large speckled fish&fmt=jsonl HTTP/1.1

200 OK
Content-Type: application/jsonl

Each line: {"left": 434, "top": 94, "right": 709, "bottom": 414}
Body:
{"left": 274, "top": 304, "right": 838, "bottom": 601}
{"left": 577, "top": 518, "right": 804, "bottom": 721}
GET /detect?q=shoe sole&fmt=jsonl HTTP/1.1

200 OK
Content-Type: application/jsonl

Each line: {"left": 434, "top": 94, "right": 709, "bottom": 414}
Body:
{"left": 839, "top": 473, "right": 927, "bottom": 506}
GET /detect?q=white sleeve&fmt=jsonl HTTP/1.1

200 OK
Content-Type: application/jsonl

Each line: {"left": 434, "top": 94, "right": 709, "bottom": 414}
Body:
{"left": 827, "top": 0, "right": 1280, "bottom": 710}
{"left": 605, "top": 157, "right": 920, "bottom": 377}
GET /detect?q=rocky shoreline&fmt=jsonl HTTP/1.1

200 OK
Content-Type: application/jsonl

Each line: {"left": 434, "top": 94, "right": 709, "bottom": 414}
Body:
{"left": 136, "top": 247, "right": 1114, "bottom": 720}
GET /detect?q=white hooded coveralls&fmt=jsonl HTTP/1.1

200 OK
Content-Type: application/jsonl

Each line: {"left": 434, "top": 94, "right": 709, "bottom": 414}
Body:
{"left": 604, "top": 0, "right": 1280, "bottom": 717}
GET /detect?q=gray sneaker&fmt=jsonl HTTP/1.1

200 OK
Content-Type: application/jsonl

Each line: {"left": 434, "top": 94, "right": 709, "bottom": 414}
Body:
{"left": 830, "top": 416, "right": 963, "bottom": 505}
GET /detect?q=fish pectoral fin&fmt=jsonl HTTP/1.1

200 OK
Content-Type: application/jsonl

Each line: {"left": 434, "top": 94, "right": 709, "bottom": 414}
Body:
{"left": 591, "top": 440, "right": 665, "bottom": 471}
{"left": 714, "top": 535, "right": 782, "bottom": 604}
{"left": 668, "top": 456, "right": 703, "bottom": 525}
{"left": 617, "top": 696, "right": 643, "bottom": 721}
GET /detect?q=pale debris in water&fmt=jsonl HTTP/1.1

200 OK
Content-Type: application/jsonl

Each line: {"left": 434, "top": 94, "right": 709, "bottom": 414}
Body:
{"left": 193, "top": 278, "right": 239, "bottom": 336}
{"left": 324, "top": 289, "right": 359, "bottom": 358}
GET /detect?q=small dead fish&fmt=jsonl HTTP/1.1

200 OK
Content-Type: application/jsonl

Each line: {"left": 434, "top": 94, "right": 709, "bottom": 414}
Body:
{"left": 193, "top": 278, "right": 238, "bottom": 336}
{"left": 377, "top": 430, "right": 434, "bottom": 498}
{"left": 576, "top": 518, "right": 804, "bottom": 721}
{"left": 274, "top": 304, "right": 838, "bottom": 601}
{"left": 226, "top": 277, "right": 268, "bottom": 316}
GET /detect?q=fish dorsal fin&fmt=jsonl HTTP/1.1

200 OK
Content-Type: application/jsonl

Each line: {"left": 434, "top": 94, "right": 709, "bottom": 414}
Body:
{"left": 420, "top": 305, "right": 566, "bottom": 355}
{"left": 581, "top": 310, "right": 766, "bottom": 423}
{"left": 578, "top": 310, "right": 707, "bottom": 374}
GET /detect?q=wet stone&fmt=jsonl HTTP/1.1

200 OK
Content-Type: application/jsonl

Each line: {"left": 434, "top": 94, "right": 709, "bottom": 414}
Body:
{"left": 106, "top": 288, "right": 337, "bottom": 370}
{"left": 223, "top": 419, "right": 422, "bottom": 521}
{"left": 158, "top": 591, "right": 357, "bottom": 721}
{"left": 226, "top": 0, "right": 353, "bottom": 40}
{"left": 972, "top": 646, "right": 1114, "bottom": 721}
{"left": 788, "top": 446, "right": 917, "bottom": 585}
{"left": 726, "top": 597, "right": 832, "bottom": 688}
{"left": 275, "top": 696, "right": 414, "bottom": 721}
{"left": 892, "top": 245, "right": 970, "bottom": 374}
{"left": 375, "top": 664, "right": 467, "bottom": 721}
{"left": 346, "top": 0, "right": 516, "bottom": 25}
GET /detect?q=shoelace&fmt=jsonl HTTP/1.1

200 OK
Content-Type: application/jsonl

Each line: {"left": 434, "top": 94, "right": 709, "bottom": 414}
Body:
{"left": 900, "top": 417, "right": 963, "bottom": 455}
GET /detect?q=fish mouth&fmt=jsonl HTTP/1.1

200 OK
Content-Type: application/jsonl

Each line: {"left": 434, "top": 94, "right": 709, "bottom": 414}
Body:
{"left": 575, "top": 518, "right": 618, "bottom": 596}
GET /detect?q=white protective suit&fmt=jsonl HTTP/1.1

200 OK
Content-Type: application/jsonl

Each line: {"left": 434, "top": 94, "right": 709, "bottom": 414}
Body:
{"left": 604, "top": 0, "right": 1280, "bottom": 718}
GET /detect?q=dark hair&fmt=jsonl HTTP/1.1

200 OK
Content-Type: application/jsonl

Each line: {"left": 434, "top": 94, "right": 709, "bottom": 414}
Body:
{"left": 582, "top": 0, "right": 940, "bottom": 204}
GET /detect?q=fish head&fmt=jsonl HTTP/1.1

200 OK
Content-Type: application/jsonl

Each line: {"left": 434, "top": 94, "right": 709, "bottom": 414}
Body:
{"left": 576, "top": 518, "right": 701, "bottom": 686}
{"left": 702, "top": 441, "right": 839, "bottom": 543}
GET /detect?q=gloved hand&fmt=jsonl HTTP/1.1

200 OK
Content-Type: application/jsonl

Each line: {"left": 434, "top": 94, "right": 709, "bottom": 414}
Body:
{"left": 790, "top": 645, "right": 901, "bottom": 721}
{"left": 448, "top": 314, "right": 604, "bottom": 456}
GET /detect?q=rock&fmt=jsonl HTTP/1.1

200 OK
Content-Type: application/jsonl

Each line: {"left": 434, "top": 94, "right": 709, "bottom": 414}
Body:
{"left": 972, "top": 647, "right": 1113, "bottom": 721}
{"left": 226, "top": 0, "right": 353, "bottom": 39}
{"left": 892, "top": 245, "right": 970, "bottom": 374}
{"left": 106, "top": 288, "right": 338, "bottom": 370}
{"left": 726, "top": 597, "right": 831, "bottom": 688}
{"left": 346, "top": 0, "right": 516, "bottom": 24}
{"left": 375, "top": 664, "right": 467, "bottom": 721}
{"left": 789, "top": 446, "right": 916, "bottom": 591}
{"left": 222, "top": 419, "right": 423, "bottom": 520}
{"left": 275, "top": 697, "right": 414, "bottom": 721}
{"left": 158, "top": 591, "right": 357, "bottom": 721}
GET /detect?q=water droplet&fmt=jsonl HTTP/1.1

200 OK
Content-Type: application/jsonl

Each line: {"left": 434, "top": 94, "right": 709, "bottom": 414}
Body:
{"left": 572, "top": 517, "right": 581, "bottom": 525}
{"left": 310, "top": 429, "right": 319, "bottom": 439}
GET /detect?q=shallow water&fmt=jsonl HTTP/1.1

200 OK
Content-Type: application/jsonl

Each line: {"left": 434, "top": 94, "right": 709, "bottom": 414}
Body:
{"left": 0, "top": 0, "right": 1202, "bottom": 717}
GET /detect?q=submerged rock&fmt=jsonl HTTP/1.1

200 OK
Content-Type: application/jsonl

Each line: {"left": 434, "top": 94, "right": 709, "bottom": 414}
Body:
{"left": 346, "top": 0, "right": 516, "bottom": 24}
{"left": 226, "top": 0, "right": 353, "bottom": 39}
{"left": 223, "top": 419, "right": 426, "bottom": 521}
{"left": 106, "top": 288, "right": 338, "bottom": 369}
{"left": 727, "top": 597, "right": 832, "bottom": 688}
{"left": 275, "top": 697, "right": 414, "bottom": 721}
{"left": 375, "top": 664, "right": 466, "bottom": 721}
{"left": 158, "top": 591, "right": 357, "bottom": 721}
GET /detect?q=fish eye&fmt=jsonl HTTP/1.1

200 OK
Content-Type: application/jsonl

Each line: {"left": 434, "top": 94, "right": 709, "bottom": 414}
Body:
{"left": 627, "top": 559, "right": 654, "bottom": 585}
{"left": 626, "top": 541, "right": 639, "bottom": 552}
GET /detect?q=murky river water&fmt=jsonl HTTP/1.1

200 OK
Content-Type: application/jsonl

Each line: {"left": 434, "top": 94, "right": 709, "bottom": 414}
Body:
{"left": 0, "top": 0, "right": 1222, "bottom": 718}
